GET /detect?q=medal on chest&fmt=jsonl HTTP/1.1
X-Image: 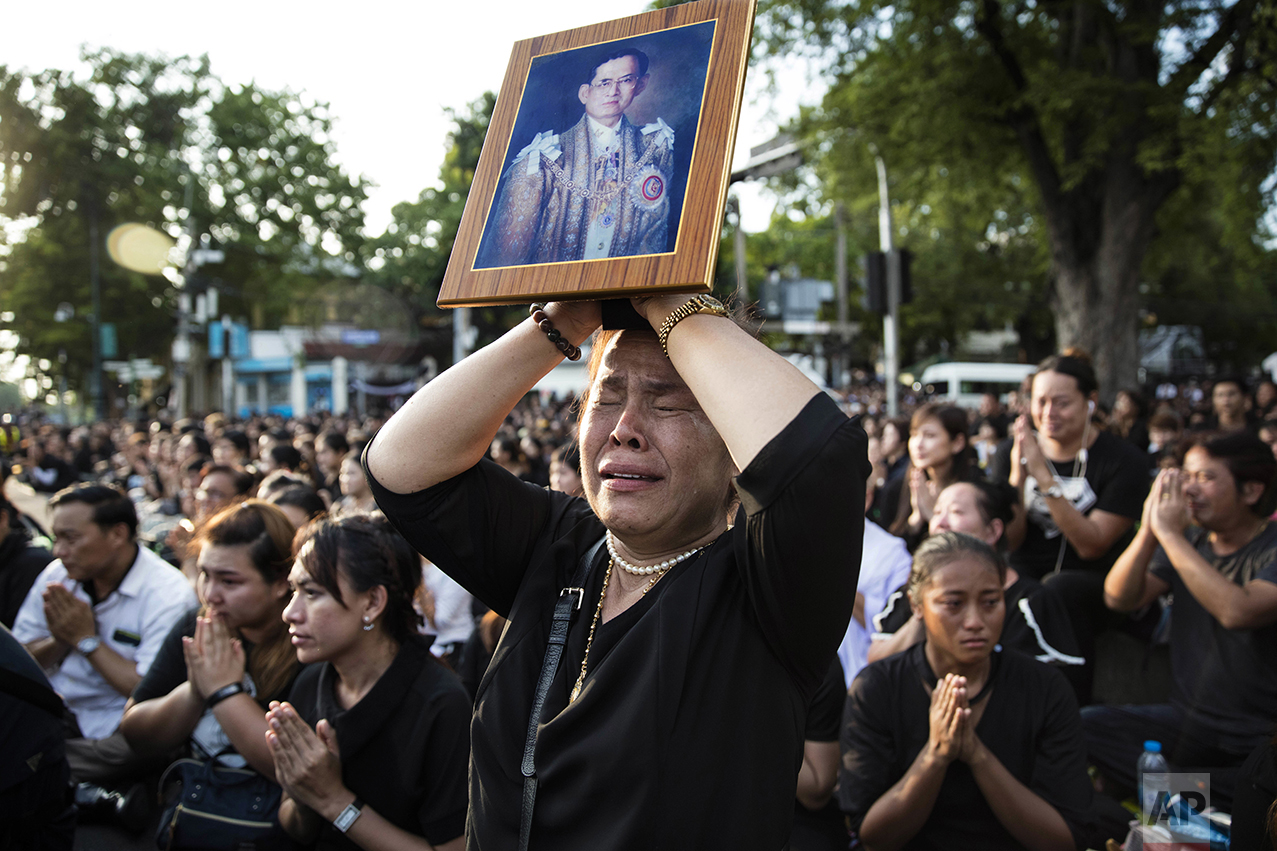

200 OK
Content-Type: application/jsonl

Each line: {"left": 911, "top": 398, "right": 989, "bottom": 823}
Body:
{"left": 630, "top": 164, "right": 668, "bottom": 212}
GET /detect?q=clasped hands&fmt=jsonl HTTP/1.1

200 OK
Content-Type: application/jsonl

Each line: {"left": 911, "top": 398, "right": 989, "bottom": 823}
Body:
{"left": 907, "top": 467, "right": 940, "bottom": 527}
{"left": 265, "top": 701, "right": 350, "bottom": 822}
{"left": 182, "top": 612, "right": 246, "bottom": 700}
{"left": 42, "top": 584, "right": 97, "bottom": 648}
{"left": 1012, "top": 415, "right": 1055, "bottom": 488}
{"left": 185, "top": 616, "right": 353, "bottom": 820}
{"left": 1142, "top": 467, "right": 1191, "bottom": 541}
{"left": 927, "top": 673, "right": 986, "bottom": 766}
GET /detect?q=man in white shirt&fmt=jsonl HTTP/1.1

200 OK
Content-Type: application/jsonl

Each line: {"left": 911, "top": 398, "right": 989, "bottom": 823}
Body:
{"left": 13, "top": 484, "right": 196, "bottom": 786}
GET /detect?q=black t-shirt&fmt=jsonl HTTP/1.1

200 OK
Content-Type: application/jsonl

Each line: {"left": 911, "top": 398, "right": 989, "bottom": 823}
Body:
{"left": 791, "top": 657, "right": 849, "bottom": 851}
{"left": 839, "top": 643, "right": 1092, "bottom": 851}
{"left": 132, "top": 608, "right": 303, "bottom": 764}
{"left": 1150, "top": 523, "right": 1277, "bottom": 747}
{"left": 287, "top": 634, "right": 470, "bottom": 850}
{"left": 365, "top": 394, "right": 868, "bottom": 851}
{"left": 873, "top": 574, "right": 1084, "bottom": 667}
{"left": 0, "top": 529, "right": 53, "bottom": 629}
{"left": 991, "top": 430, "right": 1149, "bottom": 579}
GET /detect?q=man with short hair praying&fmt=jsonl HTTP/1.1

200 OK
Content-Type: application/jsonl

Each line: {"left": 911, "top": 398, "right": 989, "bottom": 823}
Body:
{"left": 1087, "top": 431, "right": 1277, "bottom": 808}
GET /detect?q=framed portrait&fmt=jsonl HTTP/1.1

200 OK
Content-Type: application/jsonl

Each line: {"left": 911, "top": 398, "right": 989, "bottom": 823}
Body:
{"left": 439, "top": 0, "right": 757, "bottom": 307}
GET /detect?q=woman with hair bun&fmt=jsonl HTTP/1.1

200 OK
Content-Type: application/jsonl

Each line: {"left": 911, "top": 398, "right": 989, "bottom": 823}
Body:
{"left": 266, "top": 515, "right": 469, "bottom": 851}
{"left": 839, "top": 532, "right": 1093, "bottom": 851}
{"left": 122, "top": 500, "right": 301, "bottom": 777}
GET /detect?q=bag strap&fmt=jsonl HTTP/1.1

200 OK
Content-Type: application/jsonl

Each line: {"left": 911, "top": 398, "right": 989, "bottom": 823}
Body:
{"left": 518, "top": 535, "right": 605, "bottom": 851}
{"left": 0, "top": 666, "right": 66, "bottom": 719}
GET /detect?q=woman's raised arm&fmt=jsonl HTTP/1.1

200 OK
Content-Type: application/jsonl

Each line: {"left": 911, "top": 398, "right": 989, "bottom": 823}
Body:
{"left": 366, "top": 302, "right": 600, "bottom": 495}
{"left": 631, "top": 295, "right": 823, "bottom": 472}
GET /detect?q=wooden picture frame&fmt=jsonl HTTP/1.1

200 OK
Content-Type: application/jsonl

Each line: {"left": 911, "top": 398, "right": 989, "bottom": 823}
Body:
{"left": 438, "top": 0, "right": 757, "bottom": 307}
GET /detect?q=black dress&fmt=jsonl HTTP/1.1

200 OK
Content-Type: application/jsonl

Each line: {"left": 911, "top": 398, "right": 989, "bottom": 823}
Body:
{"left": 287, "top": 634, "right": 470, "bottom": 850}
{"left": 839, "top": 643, "right": 1093, "bottom": 851}
{"left": 365, "top": 394, "right": 868, "bottom": 851}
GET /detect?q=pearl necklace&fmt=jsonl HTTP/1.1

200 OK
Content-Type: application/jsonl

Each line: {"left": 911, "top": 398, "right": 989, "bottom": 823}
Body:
{"left": 606, "top": 532, "right": 708, "bottom": 576}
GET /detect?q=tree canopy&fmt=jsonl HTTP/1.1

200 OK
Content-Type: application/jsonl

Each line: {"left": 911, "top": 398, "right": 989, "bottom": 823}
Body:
{"left": 0, "top": 48, "right": 368, "bottom": 400}
{"left": 756, "top": 0, "right": 1277, "bottom": 393}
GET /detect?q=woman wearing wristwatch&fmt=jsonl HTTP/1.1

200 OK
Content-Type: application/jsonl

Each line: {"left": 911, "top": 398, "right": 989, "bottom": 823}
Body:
{"left": 265, "top": 514, "right": 470, "bottom": 851}
{"left": 120, "top": 500, "right": 301, "bottom": 782}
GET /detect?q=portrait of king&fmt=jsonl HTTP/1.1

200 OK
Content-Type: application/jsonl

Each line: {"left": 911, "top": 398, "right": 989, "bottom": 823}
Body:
{"left": 476, "top": 46, "right": 677, "bottom": 268}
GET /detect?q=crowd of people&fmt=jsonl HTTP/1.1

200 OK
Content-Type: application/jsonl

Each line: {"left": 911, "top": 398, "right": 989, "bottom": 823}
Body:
{"left": 2, "top": 330, "right": 1277, "bottom": 850}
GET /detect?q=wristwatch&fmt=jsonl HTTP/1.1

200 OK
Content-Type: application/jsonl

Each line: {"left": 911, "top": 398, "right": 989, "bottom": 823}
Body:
{"left": 333, "top": 797, "right": 364, "bottom": 833}
{"left": 76, "top": 635, "right": 102, "bottom": 656}
{"left": 205, "top": 682, "right": 246, "bottom": 708}
{"left": 1043, "top": 482, "right": 1065, "bottom": 500}
{"left": 657, "top": 294, "right": 729, "bottom": 357}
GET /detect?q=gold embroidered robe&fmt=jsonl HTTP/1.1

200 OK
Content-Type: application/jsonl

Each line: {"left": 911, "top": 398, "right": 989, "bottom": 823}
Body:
{"left": 477, "top": 115, "right": 673, "bottom": 267}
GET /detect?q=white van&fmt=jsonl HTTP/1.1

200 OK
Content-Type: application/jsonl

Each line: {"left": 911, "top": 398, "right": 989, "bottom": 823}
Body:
{"left": 918, "top": 362, "right": 1036, "bottom": 410}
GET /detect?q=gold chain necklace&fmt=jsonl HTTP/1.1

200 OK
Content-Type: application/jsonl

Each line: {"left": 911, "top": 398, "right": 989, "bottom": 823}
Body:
{"left": 570, "top": 560, "right": 612, "bottom": 704}
{"left": 543, "top": 137, "right": 662, "bottom": 201}
{"left": 568, "top": 559, "right": 671, "bottom": 704}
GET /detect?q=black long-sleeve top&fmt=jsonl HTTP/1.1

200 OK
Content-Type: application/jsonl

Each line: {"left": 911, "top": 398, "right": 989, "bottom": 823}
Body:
{"left": 839, "top": 643, "right": 1093, "bottom": 851}
{"left": 365, "top": 394, "right": 868, "bottom": 851}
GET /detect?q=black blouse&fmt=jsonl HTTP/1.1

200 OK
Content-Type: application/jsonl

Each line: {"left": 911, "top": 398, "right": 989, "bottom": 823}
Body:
{"left": 365, "top": 394, "right": 868, "bottom": 851}
{"left": 288, "top": 634, "right": 470, "bottom": 850}
{"left": 839, "top": 643, "right": 1092, "bottom": 851}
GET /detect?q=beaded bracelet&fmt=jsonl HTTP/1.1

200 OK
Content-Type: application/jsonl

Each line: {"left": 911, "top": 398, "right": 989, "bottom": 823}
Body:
{"left": 529, "top": 303, "right": 582, "bottom": 361}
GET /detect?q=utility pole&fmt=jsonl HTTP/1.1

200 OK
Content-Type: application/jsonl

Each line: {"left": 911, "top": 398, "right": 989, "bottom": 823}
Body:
{"left": 834, "top": 201, "right": 849, "bottom": 388}
{"left": 452, "top": 307, "right": 474, "bottom": 365}
{"left": 727, "top": 195, "right": 748, "bottom": 307}
{"left": 87, "top": 198, "right": 104, "bottom": 421}
{"left": 873, "top": 152, "right": 901, "bottom": 416}
{"left": 172, "top": 179, "right": 196, "bottom": 419}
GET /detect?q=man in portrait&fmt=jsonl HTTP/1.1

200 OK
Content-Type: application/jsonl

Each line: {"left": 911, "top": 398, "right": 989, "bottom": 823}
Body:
{"left": 478, "top": 46, "right": 675, "bottom": 267}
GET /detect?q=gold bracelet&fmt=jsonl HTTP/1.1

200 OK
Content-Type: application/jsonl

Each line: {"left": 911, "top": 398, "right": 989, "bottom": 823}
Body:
{"left": 656, "top": 294, "right": 729, "bottom": 357}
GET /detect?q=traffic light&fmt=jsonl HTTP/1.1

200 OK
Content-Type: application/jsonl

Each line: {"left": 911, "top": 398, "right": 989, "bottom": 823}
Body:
{"left": 864, "top": 249, "right": 912, "bottom": 314}
{"left": 865, "top": 251, "right": 886, "bottom": 314}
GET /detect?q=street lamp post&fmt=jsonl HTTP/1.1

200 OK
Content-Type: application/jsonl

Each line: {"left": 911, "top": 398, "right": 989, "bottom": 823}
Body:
{"left": 873, "top": 151, "right": 902, "bottom": 417}
{"left": 88, "top": 202, "right": 105, "bottom": 421}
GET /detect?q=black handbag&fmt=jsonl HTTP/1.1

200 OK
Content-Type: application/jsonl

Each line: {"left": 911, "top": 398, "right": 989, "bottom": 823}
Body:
{"left": 155, "top": 757, "right": 296, "bottom": 851}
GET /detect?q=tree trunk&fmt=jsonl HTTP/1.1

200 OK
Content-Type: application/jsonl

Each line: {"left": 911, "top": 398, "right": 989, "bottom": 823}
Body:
{"left": 1045, "top": 152, "right": 1176, "bottom": 402}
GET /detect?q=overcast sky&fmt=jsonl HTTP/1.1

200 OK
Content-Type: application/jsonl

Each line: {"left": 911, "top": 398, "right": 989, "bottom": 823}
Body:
{"left": 0, "top": 0, "right": 815, "bottom": 234}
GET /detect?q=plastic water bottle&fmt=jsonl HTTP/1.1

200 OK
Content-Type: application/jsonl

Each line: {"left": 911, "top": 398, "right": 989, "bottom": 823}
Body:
{"left": 1137, "top": 740, "right": 1170, "bottom": 822}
